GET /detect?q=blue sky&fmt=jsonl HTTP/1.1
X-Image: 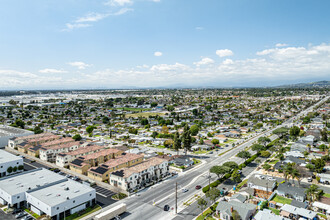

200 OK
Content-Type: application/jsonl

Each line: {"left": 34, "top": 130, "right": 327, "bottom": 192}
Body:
{"left": 0, "top": 0, "right": 330, "bottom": 89}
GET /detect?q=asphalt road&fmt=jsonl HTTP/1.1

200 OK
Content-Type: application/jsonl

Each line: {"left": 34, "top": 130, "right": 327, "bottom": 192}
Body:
{"left": 109, "top": 96, "right": 329, "bottom": 220}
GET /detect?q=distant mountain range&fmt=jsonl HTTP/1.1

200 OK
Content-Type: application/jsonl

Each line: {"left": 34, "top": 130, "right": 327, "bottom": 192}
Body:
{"left": 275, "top": 81, "right": 330, "bottom": 88}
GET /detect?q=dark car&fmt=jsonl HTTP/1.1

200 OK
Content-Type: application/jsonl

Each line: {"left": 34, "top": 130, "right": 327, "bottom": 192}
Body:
{"left": 12, "top": 209, "right": 22, "bottom": 214}
{"left": 15, "top": 211, "right": 27, "bottom": 219}
{"left": 58, "top": 172, "right": 65, "bottom": 176}
{"left": 195, "top": 185, "right": 202, "bottom": 190}
{"left": 53, "top": 168, "right": 60, "bottom": 173}
{"left": 164, "top": 205, "right": 170, "bottom": 211}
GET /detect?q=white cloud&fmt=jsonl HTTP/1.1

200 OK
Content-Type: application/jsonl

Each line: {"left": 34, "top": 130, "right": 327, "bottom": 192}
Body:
{"left": 222, "top": 59, "right": 234, "bottom": 65}
{"left": 113, "top": 8, "right": 133, "bottom": 16}
{"left": 195, "top": 27, "right": 204, "bottom": 30}
{"left": 76, "top": 13, "right": 110, "bottom": 23}
{"left": 68, "top": 61, "right": 91, "bottom": 69}
{"left": 39, "top": 68, "right": 67, "bottom": 74}
{"left": 150, "top": 63, "right": 189, "bottom": 71}
{"left": 105, "top": 0, "right": 133, "bottom": 6}
{"left": 3, "top": 43, "right": 330, "bottom": 89}
{"left": 63, "top": 23, "right": 91, "bottom": 31}
{"left": 216, "top": 49, "right": 234, "bottom": 57}
{"left": 154, "top": 51, "right": 163, "bottom": 57}
{"left": 194, "top": 57, "right": 214, "bottom": 66}
{"left": 275, "top": 43, "right": 288, "bottom": 47}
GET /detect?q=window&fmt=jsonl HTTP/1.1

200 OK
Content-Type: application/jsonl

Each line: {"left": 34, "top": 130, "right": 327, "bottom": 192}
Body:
{"left": 90, "top": 194, "right": 92, "bottom": 196}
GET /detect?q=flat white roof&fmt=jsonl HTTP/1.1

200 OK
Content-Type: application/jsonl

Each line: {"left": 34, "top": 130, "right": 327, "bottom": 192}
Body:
{"left": 27, "top": 179, "right": 95, "bottom": 207}
{"left": 0, "top": 150, "right": 22, "bottom": 164}
{"left": 0, "top": 168, "right": 66, "bottom": 196}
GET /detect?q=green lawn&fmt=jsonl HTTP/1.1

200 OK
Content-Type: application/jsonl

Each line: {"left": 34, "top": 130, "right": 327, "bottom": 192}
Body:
{"left": 196, "top": 208, "right": 214, "bottom": 220}
{"left": 236, "top": 179, "right": 248, "bottom": 190}
{"left": 323, "top": 193, "right": 330, "bottom": 198}
{"left": 193, "top": 150, "right": 208, "bottom": 154}
{"left": 272, "top": 195, "right": 292, "bottom": 205}
{"left": 269, "top": 208, "right": 280, "bottom": 215}
{"left": 125, "top": 112, "right": 165, "bottom": 118}
{"left": 65, "top": 205, "right": 101, "bottom": 220}
{"left": 269, "top": 159, "right": 279, "bottom": 165}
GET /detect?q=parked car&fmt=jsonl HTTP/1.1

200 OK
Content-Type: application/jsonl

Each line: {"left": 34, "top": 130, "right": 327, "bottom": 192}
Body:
{"left": 53, "top": 168, "right": 60, "bottom": 173}
{"left": 164, "top": 205, "right": 170, "bottom": 211}
{"left": 308, "top": 177, "right": 312, "bottom": 182}
{"left": 22, "top": 215, "right": 33, "bottom": 220}
{"left": 15, "top": 211, "right": 27, "bottom": 219}
{"left": 195, "top": 185, "right": 202, "bottom": 190}
{"left": 12, "top": 209, "right": 22, "bottom": 214}
{"left": 58, "top": 172, "right": 65, "bottom": 176}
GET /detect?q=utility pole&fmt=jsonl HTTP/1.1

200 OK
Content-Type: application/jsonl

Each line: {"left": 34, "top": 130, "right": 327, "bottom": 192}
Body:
{"left": 175, "top": 182, "right": 178, "bottom": 214}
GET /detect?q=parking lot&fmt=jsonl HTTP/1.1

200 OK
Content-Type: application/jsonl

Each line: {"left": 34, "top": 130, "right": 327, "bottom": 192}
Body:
{"left": 0, "top": 209, "right": 35, "bottom": 220}
{"left": 93, "top": 185, "right": 115, "bottom": 198}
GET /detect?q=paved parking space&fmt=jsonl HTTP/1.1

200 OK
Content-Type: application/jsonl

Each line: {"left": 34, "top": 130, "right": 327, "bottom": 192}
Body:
{"left": 92, "top": 185, "right": 115, "bottom": 198}
{"left": 0, "top": 210, "right": 18, "bottom": 220}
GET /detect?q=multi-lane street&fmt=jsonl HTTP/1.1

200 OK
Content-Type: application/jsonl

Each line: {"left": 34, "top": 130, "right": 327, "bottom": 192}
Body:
{"left": 103, "top": 96, "right": 329, "bottom": 220}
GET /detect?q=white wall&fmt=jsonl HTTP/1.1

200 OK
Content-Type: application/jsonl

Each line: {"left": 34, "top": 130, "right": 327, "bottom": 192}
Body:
{"left": 0, "top": 157, "right": 23, "bottom": 176}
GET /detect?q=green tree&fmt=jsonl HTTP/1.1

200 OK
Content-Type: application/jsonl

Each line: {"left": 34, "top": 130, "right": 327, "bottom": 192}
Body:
{"left": 18, "top": 165, "right": 24, "bottom": 170}
{"left": 33, "top": 126, "right": 43, "bottom": 134}
{"left": 260, "top": 151, "right": 271, "bottom": 158}
{"left": 223, "top": 161, "right": 239, "bottom": 170}
{"left": 205, "top": 187, "right": 220, "bottom": 204}
{"left": 86, "top": 125, "right": 95, "bottom": 135}
{"left": 210, "top": 165, "right": 230, "bottom": 179}
{"left": 272, "top": 127, "right": 289, "bottom": 138}
{"left": 258, "top": 137, "right": 271, "bottom": 146}
{"left": 232, "top": 209, "right": 241, "bottom": 220}
{"left": 173, "top": 132, "right": 181, "bottom": 155}
{"left": 7, "top": 166, "right": 13, "bottom": 174}
{"left": 189, "top": 125, "right": 199, "bottom": 136}
{"left": 289, "top": 126, "right": 301, "bottom": 137}
{"left": 197, "top": 198, "right": 208, "bottom": 215}
{"left": 237, "top": 151, "right": 251, "bottom": 162}
{"left": 311, "top": 158, "right": 325, "bottom": 173}
{"left": 151, "top": 131, "right": 158, "bottom": 139}
{"left": 140, "top": 118, "right": 149, "bottom": 126}
{"left": 306, "top": 163, "right": 315, "bottom": 171}
{"left": 305, "top": 184, "right": 321, "bottom": 203}
{"left": 72, "top": 134, "right": 82, "bottom": 141}
{"left": 231, "top": 170, "right": 241, "bottom": 182}
{"left": 211, "top": 139, "right": 219, "bottom": 146}
{"left": 251, "top": 144, "right": 265, "bottom": 152}
{"left": 150, "top": 102, "right": 158, "bottom": 108}
{"left": 262, "top": 164, "right": 271, "bottom": 171}
{"left": 13, "top": 166, "right": 17, "bottom": 172}
{"left": 181, "top": 124, "right": 192, "bottom": 155}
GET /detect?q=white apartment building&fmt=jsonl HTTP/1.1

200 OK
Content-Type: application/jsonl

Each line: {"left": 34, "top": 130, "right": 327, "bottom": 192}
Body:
{"left": 109, "top": 157, "right": 169, "bottom": 192}
{"left": 26, "top": 179, "right": 96, "bottom": 220}
{"left": 0, "top": 150, "right": 24, "bottom": 177}
{"left": 56, "top": 145, "right": 104, "bottom": 167}
{"left": 39, "top": 142, "right": 82, "bottom": 163}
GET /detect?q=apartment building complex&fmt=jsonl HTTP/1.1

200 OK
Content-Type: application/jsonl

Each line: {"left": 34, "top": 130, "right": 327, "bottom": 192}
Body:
{"left": 109, "top": 157, "right": 169, "bottom": 192}
{"left": 56, "top": 144, "right": 104, "bottom": 167}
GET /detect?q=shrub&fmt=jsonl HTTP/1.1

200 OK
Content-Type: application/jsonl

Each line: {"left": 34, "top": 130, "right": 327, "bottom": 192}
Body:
{"left": 18, "top": 165, "right": 24, "bottom": 170}
{"left": 7, "top": 166, "right": 13, "bottom": 173}
{"left": 13, "top": 166, "right": 17, "bottom": 172}
{"left": 202, "top": 186, "right": 210, "bottom": 193}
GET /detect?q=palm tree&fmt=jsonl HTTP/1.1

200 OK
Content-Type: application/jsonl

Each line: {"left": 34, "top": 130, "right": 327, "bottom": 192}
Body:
{"left": 305, "top": 184, "right": 320, "bottom": 203}
{"left": 291, "top": 169, "right": 301, "bottom": 186}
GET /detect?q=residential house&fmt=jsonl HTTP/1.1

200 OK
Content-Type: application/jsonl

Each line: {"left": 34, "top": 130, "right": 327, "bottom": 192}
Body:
{"left": 280, "top": 204, "right": 317, "bottom": 220}
{"left": 216, "top": 200, "right": 257, "bottom": 220}
{"left": 247, "top": 175, "right": 277, "bottom": 199}
{"left": 276, "top": 182, "right": 306, "bottom": 202}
